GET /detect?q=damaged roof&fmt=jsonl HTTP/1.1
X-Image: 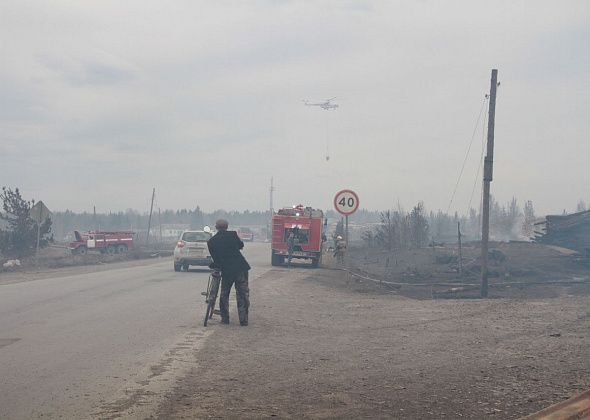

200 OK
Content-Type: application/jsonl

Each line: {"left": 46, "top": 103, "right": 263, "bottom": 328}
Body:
{"left": 535, "top": 210, "right": 590, "bottom": 253}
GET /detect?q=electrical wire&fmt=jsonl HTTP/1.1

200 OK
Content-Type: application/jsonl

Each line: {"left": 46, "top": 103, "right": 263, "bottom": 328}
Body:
{"left": 325, "top": 111, "right": 330, "bottom": 161}
{"left": 446, "top": 96, "right": 488, "bottom": 214}
{"left": 467, "top": 98, "right": 489, "bottom": 213}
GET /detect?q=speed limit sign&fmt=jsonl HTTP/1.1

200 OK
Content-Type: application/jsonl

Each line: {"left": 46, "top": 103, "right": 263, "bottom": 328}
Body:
{"left": 334, "top": 189, "right": 360, "bottom": 216}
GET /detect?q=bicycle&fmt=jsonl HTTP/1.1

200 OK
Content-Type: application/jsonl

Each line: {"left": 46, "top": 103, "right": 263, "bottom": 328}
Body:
{"left": 202, "top": 268, "right": 222, "bottom": 327}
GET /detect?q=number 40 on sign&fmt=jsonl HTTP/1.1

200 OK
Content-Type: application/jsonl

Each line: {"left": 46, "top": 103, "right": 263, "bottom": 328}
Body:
{"left": 334, "top": 189, "right": 359, "bottom": 216}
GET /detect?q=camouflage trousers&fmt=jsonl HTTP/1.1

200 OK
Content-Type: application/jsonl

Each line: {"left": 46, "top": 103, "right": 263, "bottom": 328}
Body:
{"left": 219, "top": 271, "right": 249, "bottom": 325}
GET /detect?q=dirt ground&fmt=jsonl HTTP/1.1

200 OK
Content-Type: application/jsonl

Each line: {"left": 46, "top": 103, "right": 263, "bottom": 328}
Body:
{"left": 156, "top": 266, "right": 590, "bottom": 419}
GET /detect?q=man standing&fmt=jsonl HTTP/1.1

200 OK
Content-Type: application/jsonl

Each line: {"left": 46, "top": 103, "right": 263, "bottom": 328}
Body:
{"left": 207, "top": 219, "right": 251, "bottom": 326}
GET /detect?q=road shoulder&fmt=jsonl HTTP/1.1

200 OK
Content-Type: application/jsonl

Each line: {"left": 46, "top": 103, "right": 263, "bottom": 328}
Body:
{"left": 156, "top": 268, "right": 590, "bottom": 419}
{"left": 0, "top": 257, "right": 169, "bottom": 285}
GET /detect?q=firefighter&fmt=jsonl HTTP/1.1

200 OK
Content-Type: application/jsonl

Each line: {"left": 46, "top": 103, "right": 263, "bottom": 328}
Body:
{"left": 207, "top": 219, "right": 251, "bottom": 326}
{"left": 334, "top": 235, "right": 346, "bottom": 264}
{"left": 287, "top": 231, "right": 296, "bottom": 267}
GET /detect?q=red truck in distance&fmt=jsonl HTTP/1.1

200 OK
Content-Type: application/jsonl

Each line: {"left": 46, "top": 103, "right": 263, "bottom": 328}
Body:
{"left": 237, "top": 227, "right": 255, "bottom": 242}
{"left": 69, "top": 231, "right": 135, "bottom": 255}
{"left": 271, "top": 205, "right": 325, "bottom": 267}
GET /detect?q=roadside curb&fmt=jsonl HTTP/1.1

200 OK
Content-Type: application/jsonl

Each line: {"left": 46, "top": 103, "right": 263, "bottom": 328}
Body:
{"left": 522, "top": 389, "right": 590, "bottom": 419}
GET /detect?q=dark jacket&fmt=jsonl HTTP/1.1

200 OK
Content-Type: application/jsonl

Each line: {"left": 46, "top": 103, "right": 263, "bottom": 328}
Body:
{"left": 207, "top": 230, "right": 251, "bottom": 276}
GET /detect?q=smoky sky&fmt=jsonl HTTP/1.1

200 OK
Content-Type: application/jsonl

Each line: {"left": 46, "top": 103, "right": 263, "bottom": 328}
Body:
{"left": 1, "top": 1, "right": 589, "bottom": 215}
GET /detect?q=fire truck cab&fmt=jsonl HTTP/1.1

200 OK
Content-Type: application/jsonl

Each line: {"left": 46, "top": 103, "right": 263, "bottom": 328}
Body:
{"left": 271, "top": 205, "right": 325, "bottom": 267}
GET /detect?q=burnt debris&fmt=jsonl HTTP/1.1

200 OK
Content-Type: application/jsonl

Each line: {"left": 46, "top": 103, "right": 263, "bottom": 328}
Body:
{"left": 534, "top": 210, "right": 590, "bottom": 254}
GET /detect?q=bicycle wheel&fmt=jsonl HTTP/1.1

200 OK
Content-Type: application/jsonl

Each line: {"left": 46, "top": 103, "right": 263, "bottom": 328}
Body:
{"left": 203, "top": 273, "right": 221, "bottom": 326}
{"left": 208, "top": 275, "right": 221, "bottom": 320}
{"left": 203, "top": 277, "right": 213, "bottom": 327}
{"left": 204, "top": 302, "right": 214, "bottom": 326}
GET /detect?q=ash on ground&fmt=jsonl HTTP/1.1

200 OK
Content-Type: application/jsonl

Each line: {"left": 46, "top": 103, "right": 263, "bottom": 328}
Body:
{"left": 341, "top": 241, "right": 590, "bottom": 300}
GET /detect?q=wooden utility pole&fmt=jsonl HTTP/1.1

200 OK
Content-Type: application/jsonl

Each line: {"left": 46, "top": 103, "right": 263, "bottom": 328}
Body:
{"left": 158, "top": 207, "right": 162, "bottom": 243}
{"left": 481, "top": 69, "right": 499, "bottom": 298}
{"left": 146, "top": 188, "right": 155, "bottom": 245}
{"left": 457, "top": 221, "right": 463, "bottom": 276}
{"left": 268, "top": 177, "right": 274, "bottom": 241}
{"left": 270, "top": 177, "right": 274, "bottom": 214}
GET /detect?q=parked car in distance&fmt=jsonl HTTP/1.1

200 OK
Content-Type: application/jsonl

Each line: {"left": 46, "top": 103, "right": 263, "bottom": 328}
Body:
{"left": 237, "top": 227, "right": 254, "bottom": 242}
{"left": 173, "top": 230, "right": 212, "bottom": 271}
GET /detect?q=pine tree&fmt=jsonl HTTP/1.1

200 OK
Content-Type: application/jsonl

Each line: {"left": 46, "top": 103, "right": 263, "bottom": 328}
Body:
{"left": 0, "top": 187, "right": 52, "bottom": 256}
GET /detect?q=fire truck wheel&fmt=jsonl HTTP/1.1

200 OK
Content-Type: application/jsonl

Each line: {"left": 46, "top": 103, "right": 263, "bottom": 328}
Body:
{"left": 117, "top": 244, "right": 127, "bottom": 254}
{"left": 311, "top": 258, "right": 319, "bottom": 268}
{"left": 106, "top": 245, "right": 116, "bottom": 255}
{"left": 77, "top": 246, "right": 87, "bottom": 255}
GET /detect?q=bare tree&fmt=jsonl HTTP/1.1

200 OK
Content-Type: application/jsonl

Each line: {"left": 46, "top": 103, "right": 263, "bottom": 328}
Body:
{"left": 375, "top": 210, "right": 396, "bottom": 251}
{"left": 361, "top": 229, "right": 375, "bottom": 248}
{"left": 408, "top": 202, "right": 429, "bottom": 248}
{"left": 521, "top": 200, "right": 536, "bottom": 239}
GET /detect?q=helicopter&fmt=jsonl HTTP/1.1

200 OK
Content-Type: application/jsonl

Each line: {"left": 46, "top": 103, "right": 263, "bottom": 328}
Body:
{"left": 303, "top": 97, "right": 339, "bottom": 110}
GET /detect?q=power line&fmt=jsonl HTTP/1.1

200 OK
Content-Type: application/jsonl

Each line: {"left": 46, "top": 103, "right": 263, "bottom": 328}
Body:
{"left": 446, "top": 96, "right": 489, "bottom": 214}
{"left": 467, "top": 98, "right": 490, "bottom": 213}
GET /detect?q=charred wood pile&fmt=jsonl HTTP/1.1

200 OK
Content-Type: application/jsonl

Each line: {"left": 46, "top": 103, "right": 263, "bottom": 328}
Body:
{"left": 534, "top": 210, "right": 590, "bottom": 254}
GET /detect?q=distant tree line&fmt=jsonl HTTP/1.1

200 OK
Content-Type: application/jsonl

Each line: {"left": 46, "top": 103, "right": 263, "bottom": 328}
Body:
{"left": 360, "top": 196, "right": 543, "bottom": 250}
{"left": 32, "top": 193, "right": 590, "bottom": 247}
{"left": 46, "top": 197, "right": 547, "bottom": 245}
{"left": 360, "top": 202, "right": 429, "bottom": 250}
{"left": 51, "top": 207, "right": 272, "bottom": 240}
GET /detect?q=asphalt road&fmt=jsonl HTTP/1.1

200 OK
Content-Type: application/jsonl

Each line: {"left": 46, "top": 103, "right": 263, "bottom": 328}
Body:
{"left": 0, "top": 242, "right": 271, "bottom": 420}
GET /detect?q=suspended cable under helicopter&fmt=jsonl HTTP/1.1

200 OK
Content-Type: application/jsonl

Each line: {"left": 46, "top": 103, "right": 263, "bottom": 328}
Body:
{"left": 303, "top": 97, "right": 339, "bottom": 162}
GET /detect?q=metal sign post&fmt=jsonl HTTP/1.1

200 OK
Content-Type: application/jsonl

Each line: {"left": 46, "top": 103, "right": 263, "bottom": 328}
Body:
{"left": 345, "top": 215, "right": 349, "bottom": 250}
{"left": 333, "top": 189, "right": 360, "bottom": 266}
{"left": 30, "top": 201, "right": 51, "bottom": 264}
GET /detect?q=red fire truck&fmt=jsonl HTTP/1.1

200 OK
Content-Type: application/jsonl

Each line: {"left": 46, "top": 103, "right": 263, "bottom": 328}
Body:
{"left": 69, "top": 231, "right": 135, "bottom": 255}
{"left": 271, "top": 205, "right": 325, "bottom": 267}
{"left": 237, "top": 227, "right": 255, "bottom": 242}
